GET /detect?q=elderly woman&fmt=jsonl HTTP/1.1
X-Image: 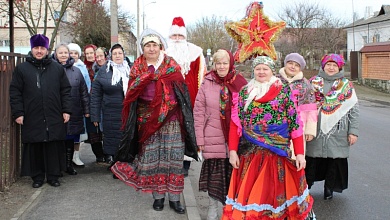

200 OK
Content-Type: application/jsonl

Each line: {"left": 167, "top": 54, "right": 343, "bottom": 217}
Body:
{"left": 222, "top": 56, "right": 313, "bottom": 220}
{"left": 93, "top": 47, "right": 108, "bottom": 74}
{"left": 52, "top": 44, "right": 89, "bottom": 176}
{"left": 111, "top": 29, "right": 198, "bottom": 214}
{"left": 194, "top": 49, "right": 247, "bottom": 220}
{"left": 305, "top": 54, "right": 359, "bottom": 200}
{"left": 90, "top": 44, "right": 130, "bottom": 164}
{"left": 275, "top": 53, "right": 317, "bottom": 158}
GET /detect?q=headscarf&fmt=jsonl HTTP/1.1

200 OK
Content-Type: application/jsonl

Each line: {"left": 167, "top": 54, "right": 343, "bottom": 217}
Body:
{"left": 106, "top": 44, "right": 130, "bottom": 95}
{"left": 208, "top": 49, "right": 247, "bottom": 140}
{"left": 138, "top": 28, "right": 168, "bottom": 54}
{"left": 321, "top": 54, "right": 345, "bottom": 70}
{"left": 83, "top": 44, "right": 97, "bottom": 81}
{"left": 245, "top": 56, "right": 280, "bottom": 111}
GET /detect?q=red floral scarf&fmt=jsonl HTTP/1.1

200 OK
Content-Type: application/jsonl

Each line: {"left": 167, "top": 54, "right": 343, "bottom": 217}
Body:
{"left": 122, "top": 53, "right": 185, "bottom": 142}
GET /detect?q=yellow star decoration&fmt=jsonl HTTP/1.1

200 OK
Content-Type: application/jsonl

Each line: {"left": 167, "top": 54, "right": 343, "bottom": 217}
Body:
{"left": 225, "top": 2, "right": 286, "bottom": 63}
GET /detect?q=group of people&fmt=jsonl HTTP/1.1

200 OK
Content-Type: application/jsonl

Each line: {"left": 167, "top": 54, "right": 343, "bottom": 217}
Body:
{"left": 9, "top": 15, "right": 359, "bottom": 220}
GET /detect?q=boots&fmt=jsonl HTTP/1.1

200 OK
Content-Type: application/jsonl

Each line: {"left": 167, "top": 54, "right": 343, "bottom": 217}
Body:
{"left": 207, "top": 196, "right": 218, "bottom": 220}
{"left": 72, "top": 151, "right": 85, "bottom": 166}
{"left": 65, "top": 140, "right": 77, "bottom": 175}
{"left": 91, "top": 142, "right": 105, "bottom": 163}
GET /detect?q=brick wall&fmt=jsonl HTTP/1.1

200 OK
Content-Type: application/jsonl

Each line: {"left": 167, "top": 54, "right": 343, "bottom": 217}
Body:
{"left": 361, "top": 52, "right": 390, "bottom": 80}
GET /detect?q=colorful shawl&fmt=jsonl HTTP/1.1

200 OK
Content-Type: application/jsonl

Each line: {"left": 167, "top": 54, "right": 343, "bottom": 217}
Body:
{"left": 121, "top": 53, "right": 185, "bottom": 142}
{"left": 311, "top": 75, "right": 358, "bottom": 135}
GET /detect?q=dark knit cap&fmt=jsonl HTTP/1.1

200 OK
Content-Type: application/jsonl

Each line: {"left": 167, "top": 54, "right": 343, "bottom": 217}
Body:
{"left": 30, "top": 34, "right": 49, "bottom": 49}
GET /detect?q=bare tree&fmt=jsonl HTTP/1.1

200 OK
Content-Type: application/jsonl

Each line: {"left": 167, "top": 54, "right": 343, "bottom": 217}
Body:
{"left": 0, "top": 0, "right": 75, "bottom": 50}
{"left": 187, "top": 15, "right": 237, "bottom": 55}
{"left": 64, "top": 1, "right": 135, "bottom": 50}
{"left": 275, "top": 0, "right": 347, "bottom": 69}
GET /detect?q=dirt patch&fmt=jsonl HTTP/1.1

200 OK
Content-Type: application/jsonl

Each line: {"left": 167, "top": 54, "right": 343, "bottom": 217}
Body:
{"left": 0, "top": 177, "right": 37, "bottom": 219}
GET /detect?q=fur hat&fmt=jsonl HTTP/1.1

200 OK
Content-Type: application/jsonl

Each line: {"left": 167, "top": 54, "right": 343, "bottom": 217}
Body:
{"left": 68, "top": 43, "right": 82, "bottom": 57}
{"left": 30, "top": 34, "right": 49, "bottom": 49}
{"left": 169, "top": 17, "right": 187, "bottom": 39}
{"left": 284, "top": 53, "right": 306, "bottom": 70}
{"left": 321, "top": 54, "right": 345, "bottom": 70}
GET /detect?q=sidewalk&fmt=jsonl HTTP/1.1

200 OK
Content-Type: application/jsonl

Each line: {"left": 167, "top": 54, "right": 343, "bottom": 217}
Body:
{"left": 5, "top": 81, "right": 390, "bottom": 220}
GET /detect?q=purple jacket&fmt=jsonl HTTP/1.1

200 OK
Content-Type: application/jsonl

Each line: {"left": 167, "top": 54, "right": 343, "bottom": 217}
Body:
{"left": 194, "top": 74, "right": 228, "bottom": 159}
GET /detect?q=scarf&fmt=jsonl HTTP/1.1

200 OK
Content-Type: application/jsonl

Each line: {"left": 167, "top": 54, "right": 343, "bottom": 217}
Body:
{"left": 244, "top": 75, "right": 279, "bottom": 111}
{"left": 278, "top": 67, "right": 303, "bottom": 84}
{"left": 311, "top": 69, "right": 358, "bottom": 135}
{"left": 209, "top": 66, "right": 247, "bottom": 141}
{"left": 122, "top": 53, "right": 185, "bottom": 142}
{"left": 107, "top": 60, "right": 130, "bottom": 95}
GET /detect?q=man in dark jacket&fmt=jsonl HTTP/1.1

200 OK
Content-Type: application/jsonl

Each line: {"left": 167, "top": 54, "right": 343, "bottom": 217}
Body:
{"left": 9, "top": 34, "right": 72, "bottom": 188}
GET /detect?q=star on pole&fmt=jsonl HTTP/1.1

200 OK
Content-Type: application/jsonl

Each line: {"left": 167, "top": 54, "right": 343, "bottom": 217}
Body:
{"left": 225, "top": 2, "right": 286, "bottom": 63}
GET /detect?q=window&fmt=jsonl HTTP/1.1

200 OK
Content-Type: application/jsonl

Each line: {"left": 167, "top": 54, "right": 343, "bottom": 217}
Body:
{"left": 373, "top": 34, "right": 380, "bottom": 43}
{"left": 54, "top": 11, "right": 67, "bottom": 22}
{"left": 1, "top": 40, "right": 10, "bottom": 46}
{"left": 362, "top": 36, "right": 368, "bottom": 44}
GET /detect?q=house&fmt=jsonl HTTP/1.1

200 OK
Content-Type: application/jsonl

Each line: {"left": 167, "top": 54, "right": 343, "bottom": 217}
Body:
{"left": 344, "top": 5, "right": 390, "bottom": 60}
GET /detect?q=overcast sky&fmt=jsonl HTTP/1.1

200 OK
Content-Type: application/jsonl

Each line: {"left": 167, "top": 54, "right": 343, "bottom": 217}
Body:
{"left": 112, "top": 0, "right": 386, "bottom": 38}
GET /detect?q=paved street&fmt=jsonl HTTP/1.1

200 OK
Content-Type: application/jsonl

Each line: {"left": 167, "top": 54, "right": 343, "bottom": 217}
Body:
{"left": 4, "top": 83, "right": 390, "bottom": 220}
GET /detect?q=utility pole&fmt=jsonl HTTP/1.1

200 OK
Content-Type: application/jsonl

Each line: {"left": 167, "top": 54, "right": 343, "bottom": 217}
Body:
{"left": 10, "top": 0, "right": 14, "bottom": 52}
{"left": 110, "top": 0, "right": 118, "bottom": 47}
{"left": 137, "top": 0, "right": 140, "bottom": 57}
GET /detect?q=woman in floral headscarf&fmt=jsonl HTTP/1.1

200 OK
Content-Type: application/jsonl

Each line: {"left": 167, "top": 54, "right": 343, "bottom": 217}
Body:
{"left": 222, "top": 56, "right": 313, "bottom": 220}
{"left": 305, "top": 54, "right": 359, "bottom": 201}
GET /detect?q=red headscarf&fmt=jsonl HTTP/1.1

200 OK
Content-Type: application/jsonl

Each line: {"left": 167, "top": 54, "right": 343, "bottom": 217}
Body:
{"left": 208, "top": 49, "right": 247, "bottom": 141}
{"left": 83, "top": 44, "right": 97, "bottom": 81}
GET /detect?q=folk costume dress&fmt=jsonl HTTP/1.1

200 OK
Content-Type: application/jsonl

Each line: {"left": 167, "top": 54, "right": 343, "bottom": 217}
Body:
{"left": 222, "top": 77, "right": 313, "bottom": 220}
{"left": 305, "top": 69, "right": 359, "bottom": 192}
{"left": 111, "top": 52, "right": 198, "bottom": 199}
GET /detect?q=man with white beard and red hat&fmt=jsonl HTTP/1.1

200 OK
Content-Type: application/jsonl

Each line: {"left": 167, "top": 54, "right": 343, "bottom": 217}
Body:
{"left": 166, "top": 16, "right": 206, "bottom": 177}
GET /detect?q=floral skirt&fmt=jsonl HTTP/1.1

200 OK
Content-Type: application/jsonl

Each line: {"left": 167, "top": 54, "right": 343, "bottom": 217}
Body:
{"left": 111, "top": 120, "right": 185, "bottom": 195}
{"left": 222, "top": 147, "right": 313, "bottom": 220}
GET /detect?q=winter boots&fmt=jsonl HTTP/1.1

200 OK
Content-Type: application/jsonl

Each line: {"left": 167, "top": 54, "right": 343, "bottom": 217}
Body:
{"left": 65, "top": 140, "right": 77, "bottom": 175}
{"left": 72, "top": 150, "right": 85, "bottom": 166}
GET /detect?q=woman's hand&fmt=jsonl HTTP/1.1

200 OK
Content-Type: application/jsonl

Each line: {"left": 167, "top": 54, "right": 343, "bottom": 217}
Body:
{"left": 348, "top": 134, "right": 358, "bottom": 146}
{"left": 198, "top": 145, "right": 205, "bottom": 151}
{"left": 305, "top": 134, "right": 314, "bottom": 142}
{"left": 229, "top": 150, "right": 240, "bottom": 169}
{"left": 295, "top": 154, "right": 306, "bottom": 171}
{"left": 93, "top": 122, "right": 99, "bottom": 127}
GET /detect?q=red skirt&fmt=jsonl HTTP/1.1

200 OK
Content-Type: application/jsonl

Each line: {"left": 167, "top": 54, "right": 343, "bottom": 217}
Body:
{"left": 222, "top": 147, "right": 313, "bottom": 220}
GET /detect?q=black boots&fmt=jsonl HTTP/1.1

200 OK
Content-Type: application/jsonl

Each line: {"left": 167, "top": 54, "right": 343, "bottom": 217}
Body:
{"left": 169, "top": 201, "right": 185, "bottom": 214}
{"left": 91, "top": 142, "right": 105, "bottom": 163}
{"left": 324, "top": 186, "right": 333, "bottom": 200}
{"left": 65, "top": 140, "right": 77, "bottom": 175}
{"left": 153, "top": 198, "right": 165, "bottom": 211}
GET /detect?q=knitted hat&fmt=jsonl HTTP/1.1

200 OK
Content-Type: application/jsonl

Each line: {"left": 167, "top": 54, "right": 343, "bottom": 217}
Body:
{"left": 68, "top": 43, "right": 82, "bottom": 56}
{"left": 169, "top": 17, "right": 187, "bottom": 39}
{"left": 30, "top": 34, "right": 49, "bottom": 49}
{"left": 284, "top": 53, "right": 306, "bottom": 70}
{"left": 321, "top": 54, "right": 345, "bottom": 70}
{"left": 252, "top": 56, "right": 276, "bottom": 75}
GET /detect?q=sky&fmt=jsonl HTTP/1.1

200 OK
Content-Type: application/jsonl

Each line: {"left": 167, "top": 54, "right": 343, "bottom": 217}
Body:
{"left": 111, "top": 0, "right": 387, "bottom": 38}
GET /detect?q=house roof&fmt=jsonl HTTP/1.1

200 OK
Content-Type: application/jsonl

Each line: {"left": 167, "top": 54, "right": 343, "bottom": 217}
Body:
{"left": 344, "top": 5, "right": 390, "bottom": 29}
{"left": 360, "top": 42, "right": 390, "bottom": 53}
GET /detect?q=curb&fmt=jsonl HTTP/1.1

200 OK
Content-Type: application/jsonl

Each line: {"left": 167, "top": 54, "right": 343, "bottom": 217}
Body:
{"left": 10, "top": 187, "right": 44, "bottom": 220}
{"left": 183, "top": 176, "right": 202, "bottom": 220}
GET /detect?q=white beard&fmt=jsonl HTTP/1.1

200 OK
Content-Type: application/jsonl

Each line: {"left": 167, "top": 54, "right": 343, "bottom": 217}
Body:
{"left": 166, "top": 39, "right": 191, "bottom": 76}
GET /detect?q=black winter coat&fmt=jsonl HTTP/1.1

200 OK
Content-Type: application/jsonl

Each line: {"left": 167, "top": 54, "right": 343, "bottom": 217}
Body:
{"left": 57, "top": 58, "right": 90, "bottom": 135}
{"left": 90, "top": 64, "right": 125, "bottom": 155}
{"left": 9, "top": 52, "right": 72, "bottom": 143}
